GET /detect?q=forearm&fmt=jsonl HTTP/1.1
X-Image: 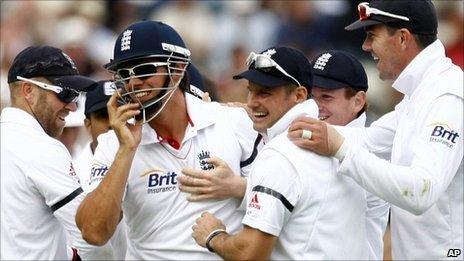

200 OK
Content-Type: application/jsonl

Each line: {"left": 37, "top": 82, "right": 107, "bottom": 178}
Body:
{"left": 231, "top": 176, "right": 247, "bottom": 200}
{"left": 210, "top": 230, "right": 271, "bottom": 260}
{"left": 76, "top": 146, "right": 136, "bottom": 245}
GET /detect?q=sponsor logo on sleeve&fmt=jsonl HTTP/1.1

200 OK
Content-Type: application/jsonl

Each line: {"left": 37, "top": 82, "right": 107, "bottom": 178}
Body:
{"left": 428, "top": 123, "right": 460, "bottom": 148}
{"left": 90, "top": 163, "right": 109, "bottom": 185}
{"left": 247, "top": 193, "right": 260, "bottom": 210}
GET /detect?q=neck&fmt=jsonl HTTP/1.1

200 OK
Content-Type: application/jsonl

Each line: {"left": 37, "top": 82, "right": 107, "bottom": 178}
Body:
{"left": 148, "top": 89, "right": 188, "bottom": 142}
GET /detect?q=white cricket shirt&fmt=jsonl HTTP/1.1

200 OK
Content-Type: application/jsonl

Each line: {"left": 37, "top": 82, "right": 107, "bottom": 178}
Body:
{"left": 336, "top": 40, "right": 463, "bottom": 259}
{"left": 89, "top": 93, "right": 257, "bottom": 260}
{"left": 242, "top": 100, "right": 371, "bottom": 260}
{"left": 0, "top": 107, "right": 111, "bottom": 260}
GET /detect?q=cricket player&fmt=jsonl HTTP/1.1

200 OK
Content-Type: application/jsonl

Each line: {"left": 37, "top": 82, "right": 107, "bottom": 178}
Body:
{"left": 288, "top": 1, "right": 463, "bottom": 259}
{"left": 1, "top": 46, "right": 111, "bottom": 260}
{"left": 192, "top": 46, "right": 373, "bottom": 260}
{"left": 75, "top": 21, "right": 257, "bottom": 260}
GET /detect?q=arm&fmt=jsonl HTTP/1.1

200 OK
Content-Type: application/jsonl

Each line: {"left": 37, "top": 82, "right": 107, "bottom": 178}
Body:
{"left": 364, "top": 192, "right": 390, "bottom": 260}
{"left": 337, "top": 95, "right": 463, "bottom": 214}
{"left": 192, "top": 212, "right": 277, "bottom": 260}
{"left": 76, "top": 92, "right": 141, "bottom": 245}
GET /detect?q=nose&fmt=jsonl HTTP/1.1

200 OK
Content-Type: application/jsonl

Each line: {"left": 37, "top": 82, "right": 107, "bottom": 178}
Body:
{"left": 247, "top": 92, "right": 259, "bottom": 110}
{"left": 362, "top": 38, "right": 371, "bottom": 52}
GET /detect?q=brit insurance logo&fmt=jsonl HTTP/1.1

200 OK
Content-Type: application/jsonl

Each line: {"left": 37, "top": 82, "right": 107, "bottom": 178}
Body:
{"left": 141, "top": 168, "right": 178, "bottom": 194}
{"left": 90, "top": 163, "right": 109, "bottom": 186}
{"left": 428, "top": 123, "right": 460, "bottom": 148}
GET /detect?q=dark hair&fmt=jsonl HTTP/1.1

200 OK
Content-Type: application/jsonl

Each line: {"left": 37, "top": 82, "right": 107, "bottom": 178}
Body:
{"left": 85, "top": 108, "right": 109, "bottom": 120}
{"left": 386, "top": 26, "right": 437, "bottom": 49}
{"left": 344, "top": 88, "right": 367, "bottom": 118}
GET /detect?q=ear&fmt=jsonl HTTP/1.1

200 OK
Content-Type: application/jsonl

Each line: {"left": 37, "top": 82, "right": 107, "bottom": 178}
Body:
{"left": 21, "top": 82, "right": 36, "bottom": 105}
{"left": 84, "top": 118, "right": 91, "bottom": 132}
{"left": 353, "top": 91, "right": 366, "bottom": 113}
{"left": 398, "top": 28, "right": 413, "bottom": 49}
{"left": 295, "top": 86, "right": 308, "bottom": 103}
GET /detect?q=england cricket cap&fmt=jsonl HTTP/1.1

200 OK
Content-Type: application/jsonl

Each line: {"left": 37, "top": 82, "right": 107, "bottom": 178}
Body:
{"left": 345, "top": 0, "right": 437, "bottom": 35}
{"left": 233, "top": 46, "right": 312, "bottom": 91}
{"left": 105, "top": 20, "right": 191, "bottom": 71}
{"left": 8, "top": 45, "right": 96, "bottom": 91}
{"left": 312, "top": 50, "right": 368, "bottom": 92}
{"left": 85, "top": 80, "right": 115, "bottom": 115}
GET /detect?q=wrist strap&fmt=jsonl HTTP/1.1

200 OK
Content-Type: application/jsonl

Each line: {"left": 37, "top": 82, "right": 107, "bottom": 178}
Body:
{"left": 205, "top": 229, "right": 227, "bottom": 252}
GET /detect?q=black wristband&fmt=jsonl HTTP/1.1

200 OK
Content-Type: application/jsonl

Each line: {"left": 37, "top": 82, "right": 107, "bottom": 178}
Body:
{"left": 205, "top": 229, "right": 227, "bottom": 253}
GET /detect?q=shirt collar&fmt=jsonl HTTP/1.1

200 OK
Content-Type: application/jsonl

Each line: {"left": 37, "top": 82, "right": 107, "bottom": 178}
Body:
{"left": 1, "top": 107, "right": 47, "bottom": 135}
{"left": 264, "top": 99, "right": 319, "bottom": 141}
{"left": 346, "top": 112, "right": 366, "bottom": 128}
{"left": 140, "top": 93, "right": 217, "bottom": 145}
{"left": 392, "top": 40, "right": 445, "bottom": 96}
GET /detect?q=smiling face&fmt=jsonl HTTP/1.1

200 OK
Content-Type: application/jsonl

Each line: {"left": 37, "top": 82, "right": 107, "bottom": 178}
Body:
{"left": 311, "top": 87, "right": 364, "bottom": 126}
{"left": 246, "top": 82, "right": 303, "bottom": 133}
{"left": 31, "top": 81, "right": 78, "bottom": 138}
{"left": 362, "top": 24, "right": 406, "bottom": 81}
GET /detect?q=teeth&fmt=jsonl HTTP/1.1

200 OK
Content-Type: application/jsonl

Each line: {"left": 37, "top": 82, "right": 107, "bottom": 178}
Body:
{"left": 253, "top": 112, "right": 267, "bottom": 117}
{"left": 135, "top": 91, "right": 150, "bottom": 98}
{"left": 372, "top": 54, "right": 379, "bottom": 61}
{"left": 319, "top": 116, "right": 329, "bottom": 120}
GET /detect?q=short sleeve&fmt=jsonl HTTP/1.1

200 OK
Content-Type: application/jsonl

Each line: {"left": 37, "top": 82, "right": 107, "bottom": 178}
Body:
{"left": 88, "top": 131, "right": 118, "bottom": 191}
{"left": 242, "top": 148, "right": 300, "bottom": 236}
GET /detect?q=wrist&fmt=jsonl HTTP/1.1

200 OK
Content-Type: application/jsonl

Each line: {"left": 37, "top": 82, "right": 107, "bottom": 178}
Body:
{"left": 205, "top": 229, "right": 227, "bottom": 252}
{"left": 231, "top": 176, "right": 246, "bottom": 200}
{"left": 334, "top": 138, "right": 349, "bottom": 161}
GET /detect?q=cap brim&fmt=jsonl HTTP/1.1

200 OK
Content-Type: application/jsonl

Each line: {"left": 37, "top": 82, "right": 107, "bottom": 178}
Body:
{"left": 233, "top": 69, "right": 292, "bottom": 88}
{"left": 50, "top": 75, "right": 97, "bottom": 92}
{"left": 345, "top": 19, "right": 384, "bottom": 31}
{"left": 313, "top": 75, "right": 350, "bottom": 90}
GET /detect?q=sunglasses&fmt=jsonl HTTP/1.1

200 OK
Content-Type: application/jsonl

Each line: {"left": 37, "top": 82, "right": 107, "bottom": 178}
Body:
{"left": 357, "top": 2, "right": 410, "bottom": 22}
{"left": 245, "top": 52, "right": 301, "bottom": 87}
{"left": 115, "top": 62, "right": 168, "bottom": 83}
{"left": 16, "top": 76, "right": 80, "bottom": 103}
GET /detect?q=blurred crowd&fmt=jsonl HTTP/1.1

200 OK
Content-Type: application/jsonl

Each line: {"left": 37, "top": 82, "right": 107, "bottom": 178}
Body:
{"left": 1, "top": 0, "right": 462, "bottom": 155}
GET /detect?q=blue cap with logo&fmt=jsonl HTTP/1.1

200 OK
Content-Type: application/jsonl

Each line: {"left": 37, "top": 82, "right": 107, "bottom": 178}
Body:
{"left": 8, "top": 45, "right": 95, "bottom": 91}
{"left": 311, "top": 50, "right": 368, "bottom": 92}
{"left": 233, "top": 46, "right": 312, "bottom": 91}
{"left": 105, "top": 20, "right": 191, "bottom": 71}
{"left": 345, "top": 0, "right": 437, "bottom": 35}
{"left": 84, "top": 80, "right": 115, "bottom": 115}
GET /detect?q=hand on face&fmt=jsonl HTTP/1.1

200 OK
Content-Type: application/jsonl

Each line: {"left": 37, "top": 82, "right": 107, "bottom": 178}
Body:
{"left": 192, "top": 212, "right": 225, "bottom": 248}
{"left": 287, "top": 116, "right": 344, "bottom": 156}
{"left": 107, "top": 90, "right": 142, "bottom": 150}
{"left": 180, "top": 157, "right": 243, "bottom": 201}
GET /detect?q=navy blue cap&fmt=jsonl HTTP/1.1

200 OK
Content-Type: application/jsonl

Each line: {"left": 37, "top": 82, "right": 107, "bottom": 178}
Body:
{"left": 187, "top": 63, "right": 205, "bottom": 91}
{"left": 233, "top": 46, "right": 312, "bottom": 90}
{"left": 105, "top": 20, "right": 191, "bottom": 71}
{"left": 312, "top": 50, "right": 368, "bottom": 92}
{"left": 85, "top": 80, "right": 115, "bottom": 115}
{"left": 8, "top": 45, "right": 96, "bottom": 91}
{"left": 345, "top": 0, "right": 437, "bottom": 35}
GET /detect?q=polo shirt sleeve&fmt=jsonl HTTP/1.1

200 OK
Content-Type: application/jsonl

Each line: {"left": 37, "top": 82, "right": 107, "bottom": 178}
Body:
{"left": 337, "top": 94, "right": 463, "bottom": 214}
{"left": 88, "top": 132, "right": 118, "bottom": 192}
{"left": 242, "top": 148, "right": 300, "bottom": 236}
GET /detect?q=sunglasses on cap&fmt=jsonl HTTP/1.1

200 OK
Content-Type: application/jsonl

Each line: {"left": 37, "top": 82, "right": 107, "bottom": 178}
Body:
{"left": 245, "top": 52, "right": 301, "bottom": 86}
{"left": 115, "top": 62, "right": 169, "bottom": 83}
{"left": 357, "top": 2, "right": 410, "bottom": 22}
{"left": 16, "top": 76, "right": 80, "bottom": 103}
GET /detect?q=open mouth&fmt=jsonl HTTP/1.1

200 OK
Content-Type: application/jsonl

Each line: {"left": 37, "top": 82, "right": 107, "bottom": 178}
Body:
{"left": 134, "top": 91, "right": 151, "bottom": 99}
{"left": 319, "top": 116, "right": 329, "bottom": 121}
{"left": 253, "top": 112, "right": 268, "bottom": 119}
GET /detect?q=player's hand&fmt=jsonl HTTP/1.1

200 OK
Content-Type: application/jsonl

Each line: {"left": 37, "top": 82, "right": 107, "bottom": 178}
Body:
{"left": 179, "top": 157, "right": 246, "bottom": 201}
{"left": 107, "top": 91, "right": 142, "bottom": 150}
{"left": 192, "top": 212, "right": 226, "bottom": 248}
{"left": 287, "top": 116, "right": 344, "bottom": 156}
